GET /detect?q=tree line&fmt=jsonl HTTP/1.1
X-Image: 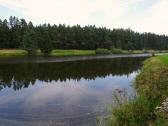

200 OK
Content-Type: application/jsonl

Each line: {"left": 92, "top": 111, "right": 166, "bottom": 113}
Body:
{"left": 0, "top": 16, "right": 168, "bottom": 54}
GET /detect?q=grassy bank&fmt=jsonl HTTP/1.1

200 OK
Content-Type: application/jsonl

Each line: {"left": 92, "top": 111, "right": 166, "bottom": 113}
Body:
{"left": 0, "top": 50, "right": 28, "bottom": 56}
{"left": 0, "top": 49, "right": 95, "bottom": 57}
{"left": 0, "top": 49, "right": 167, "bottom": 57}
{"left": 95, "top": 48, "right": 168, "bottom": 55}
{"left": 50, "top": 50, "right": 95, "bottom": 56}
{"left": 106, "top": 55, "right": 168, "bottom": 126}
{"left": 114, "top": 49, "right": 164, "bottom": 54}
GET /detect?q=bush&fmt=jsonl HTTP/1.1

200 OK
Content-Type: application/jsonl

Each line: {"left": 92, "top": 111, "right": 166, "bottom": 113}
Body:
{"left": 110, "top": 95, "right": 151, "bottom": 126}
{"left": 95, "top": 48, "right": 111, "bottom": 55}
{"left": 106, "top": 90, "right": 155, "bottom": 126}
{"left": 111, "top": 48, "right": 123, "bottom": 54}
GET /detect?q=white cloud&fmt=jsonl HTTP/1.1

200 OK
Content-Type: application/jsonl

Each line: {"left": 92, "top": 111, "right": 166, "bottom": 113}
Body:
{"left": 130, "top": 0, "right": 168, "bottom": 35}
{"left": 0, "top": 0, "right": 168, "bottom": 34}
{"left": 0, "top": 0, "right": 128, "bottom": 25}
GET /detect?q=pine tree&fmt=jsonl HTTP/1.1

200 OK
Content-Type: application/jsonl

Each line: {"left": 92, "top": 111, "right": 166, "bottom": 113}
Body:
{"left": 38, "top": 28, "right": 53, "bottom": 54}
{"left": 22, "top": 29, "right": 38, "bottom": 55}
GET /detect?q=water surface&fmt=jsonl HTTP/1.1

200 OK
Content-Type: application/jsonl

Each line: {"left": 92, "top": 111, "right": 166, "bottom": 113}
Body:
{"left": 0, "top": 56, "right": 147, "bottom": 126}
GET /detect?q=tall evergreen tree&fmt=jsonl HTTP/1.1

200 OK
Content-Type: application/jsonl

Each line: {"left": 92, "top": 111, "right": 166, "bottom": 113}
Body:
{"left": 37, "top": 28, "right": 53, "bottom": 54}
{"left": 22, "top": 29, "right": 38, "bottom": 55}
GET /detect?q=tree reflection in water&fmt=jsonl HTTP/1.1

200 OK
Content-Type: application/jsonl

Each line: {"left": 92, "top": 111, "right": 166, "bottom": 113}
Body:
{"left": 0, "top": 57, "right": 147, "bottom": 91}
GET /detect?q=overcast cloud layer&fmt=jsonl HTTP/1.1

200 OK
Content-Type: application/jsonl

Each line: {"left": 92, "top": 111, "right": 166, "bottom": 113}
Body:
{"left": 0, "top": 0, "right": 167, "bottom": 35}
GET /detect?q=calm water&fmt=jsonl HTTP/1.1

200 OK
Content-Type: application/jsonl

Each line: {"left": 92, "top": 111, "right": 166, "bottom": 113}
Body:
{"left": 0, "top": 56, "right": 147, "bottom": 126}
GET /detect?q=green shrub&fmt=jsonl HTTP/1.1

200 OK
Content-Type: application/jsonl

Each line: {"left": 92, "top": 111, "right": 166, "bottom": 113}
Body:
{"left": 95, "top": 48, "right": 111, "bottom": 55}
{"left": 106, "top": 93, "right": 154, "bottom": 126}
{"left": 111, "top": 48, "right": 123, "bottom": 54}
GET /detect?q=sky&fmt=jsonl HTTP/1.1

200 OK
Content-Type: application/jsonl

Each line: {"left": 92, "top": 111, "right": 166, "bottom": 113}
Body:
{"left": 0, "top": 0, "right": 167, "bottom": 35}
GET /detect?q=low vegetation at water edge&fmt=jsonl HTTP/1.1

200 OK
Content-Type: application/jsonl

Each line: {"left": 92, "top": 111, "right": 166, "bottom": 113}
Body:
{"left": 106, "top": 55, "right": 168, "bottom": 126}
{"left": 95, "top": 48, "right": 111, "bottom": 55}
{"left": 0, "top": 49, "right": 96, "bottom": 57}
{"left": 0, "top": 49, "right": 167, "bottom": 57}
{"left": 51, "top": 50, "right": 95, "bottom": 56}
{"left": 0, "top": 50, "right": 28, "bottom": 56}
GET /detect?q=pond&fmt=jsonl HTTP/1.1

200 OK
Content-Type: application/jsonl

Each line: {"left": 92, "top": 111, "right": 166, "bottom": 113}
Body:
{"left": 0, "top": 56, "right": 148, "bottom": 126}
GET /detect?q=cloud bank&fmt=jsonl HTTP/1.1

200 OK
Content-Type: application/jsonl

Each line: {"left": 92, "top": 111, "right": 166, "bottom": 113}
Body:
{"left": 0, "top": 0, "right": 167, "bottom": 35}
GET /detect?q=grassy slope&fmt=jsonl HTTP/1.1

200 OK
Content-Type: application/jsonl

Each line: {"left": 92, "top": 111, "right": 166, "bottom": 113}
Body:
{"left": 135, "top": 56, "right": 168, "bottom": 94}
{"left": 51, "top": 50, "right": 95, "bottom": 56}
{"left": 122, "top": 50, "right": 168, "bottom": 54}
{"left": 0, "top": 49, "right": 167, "bottom": 57}
{"left": 0, "top": 49, "right": 95, "bottom": 57}
{"left": 136, "top": 55, "right": 168, "bottom": 125}
{"left": 106, "top": 55, "right": 168, "bottom": 126}
{"left": 158, "top": 55, "right": 168, "bottom": 65}
{"left": 0, "top": 49, "right": 28, "bottom": 56}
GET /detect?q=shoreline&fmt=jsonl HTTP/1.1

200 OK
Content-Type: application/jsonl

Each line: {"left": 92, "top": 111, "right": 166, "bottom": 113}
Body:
{"left": 0, "top": 49, "right": 167, "bottom": 57}
{"left": 106, "top": 55, "right": 168, "bottom": 126}
{"left": 0, "top": 53, "right": 164, "bottom": 64}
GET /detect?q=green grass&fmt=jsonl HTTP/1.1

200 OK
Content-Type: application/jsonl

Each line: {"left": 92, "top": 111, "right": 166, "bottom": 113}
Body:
{"left": 95, "top": 48, "right": 111, "bottom": 55}
{"left": 111, "top": 48, "right": 123, "bottom": 54}
{"left": 35, "top": 49, "right": 168, "bottom": 56}
{"left": 0, "top": 49, "right": 95, "bottom": 57}
{"left": 0, "top": 49, "right": 27, "bottom": 57}
{"left": 51, "top": 49, "right": 96, "bottom": 56}
{"left": 106, "top": 94, "right": 152, "bottom": 126}
{"left": 122, "top": 50, "right": 168, "bottom": 54}
{"left": 158, "top": 55, "right": 168, "bottom": 65}
{"left": 106, "top": 55, "right": 168, "bottom": 126}
{"left": 0, "top": 49, "right": 167, "bottom": 57}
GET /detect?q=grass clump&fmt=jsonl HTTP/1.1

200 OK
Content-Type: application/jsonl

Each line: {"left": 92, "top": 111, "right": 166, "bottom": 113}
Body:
{"left": 51, "top": 49, "right": 95, "bottom": 56}
{"left": 111, "top": 48, "right": 123, "bottom": 54}
{"left": 107, "top": 94, "right": 152, "bottom": 126}
{"left": 0, "top": 49, "right": 96, "bottom": 57}
{"left": 0, "top": 49, "right": 27, "bottom": 57}
{"left": 95, "top": 48, "right": 111, "bottom": 55}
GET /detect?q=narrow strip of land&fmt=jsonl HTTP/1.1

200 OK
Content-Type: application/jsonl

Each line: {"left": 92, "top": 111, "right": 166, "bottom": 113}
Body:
{"left": 0, "top": 53, "right": 166, "bottom": 64}
{"left": 106, "top": 55, "right": 168, "bottom": 126}
{"left": 0, "top": 49, "right": 168, "bottom": 57}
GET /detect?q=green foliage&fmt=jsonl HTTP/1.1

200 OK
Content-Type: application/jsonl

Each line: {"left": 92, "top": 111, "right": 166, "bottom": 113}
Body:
{"left": 111, "top": 48, "right": 123, "bottom": 54}
{"left": 158, "top": 55, "right": 168, "bottom": 65}
{"left": 154, "top": 112, "right": 168, "bottom": 126}
{"left": 37, "top": 27, "right": 53, "bottom": 54}
{"left": 135, "top": 57, "right": 168, "bottom": 96}
{"left": 1, "top": 16, "right": 168, "bottom": 50}
{"left": 51, "top": 50, "right": 95, "bottom": 56}
{"left": 95, "top": 48, "right": 111, "bottom": 55}
{"left": 107, "top": 95, "right": 151, "bottom": 126}
{"left": 0, "top": 49, "right": 95, "bottom": 57}
{"left": 22, "top": 29, "right": 38, "bottom": 55}
{"left": 106, "top": 56, "right": 168, "bottom": 126}
{"left": 0, "top": 50, "right": 27, "bottom": 57}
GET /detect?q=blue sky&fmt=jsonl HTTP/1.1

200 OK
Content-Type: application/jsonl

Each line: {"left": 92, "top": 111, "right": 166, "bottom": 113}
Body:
{"left": 0, "top": 5, "right": 24, "bottom": 20}
{"left": 0, "top": 0, "right": 167, "bottom": 35}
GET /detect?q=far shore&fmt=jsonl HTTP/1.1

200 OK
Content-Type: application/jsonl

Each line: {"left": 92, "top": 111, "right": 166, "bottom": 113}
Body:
{"left": 0, "top": 49, "right": 167, "bottom": 58}
{"left": 0, "top": 51, "right": 167, "bottom": 64}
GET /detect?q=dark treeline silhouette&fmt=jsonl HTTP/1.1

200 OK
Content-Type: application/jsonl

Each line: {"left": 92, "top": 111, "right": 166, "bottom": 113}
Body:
{"left": 0, "top": 16, "right": 168, "bottom": 52}
{"left": 0, "top": 57, "right": 146, "bottom": 90}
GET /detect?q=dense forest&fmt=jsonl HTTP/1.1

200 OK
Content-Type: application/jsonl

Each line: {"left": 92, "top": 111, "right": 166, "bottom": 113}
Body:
{"left": 0, "top": 16, "right": 168, "bottom": 54}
